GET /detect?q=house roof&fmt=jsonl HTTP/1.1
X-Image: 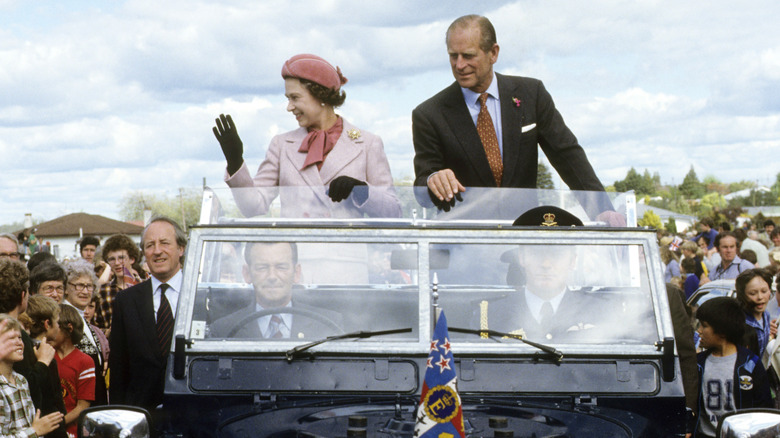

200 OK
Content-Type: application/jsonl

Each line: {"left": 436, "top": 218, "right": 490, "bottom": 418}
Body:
{"left": 17, "top": 213, "right": 143, "bottom": 238}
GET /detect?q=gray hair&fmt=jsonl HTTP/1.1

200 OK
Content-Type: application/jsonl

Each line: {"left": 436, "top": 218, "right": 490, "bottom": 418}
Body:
{"left": 446, "top": 14, "right": 497, "bottom": 53}
{"left": 0, "top": 233, "right": 19, "bottom": 248}
{"left": 63, "top": 259, "right": 99, "bottom": 287}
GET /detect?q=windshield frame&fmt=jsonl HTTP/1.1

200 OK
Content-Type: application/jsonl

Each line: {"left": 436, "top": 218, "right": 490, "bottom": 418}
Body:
{"left": 175, "top": 223, "right": 672, "bottom": 357}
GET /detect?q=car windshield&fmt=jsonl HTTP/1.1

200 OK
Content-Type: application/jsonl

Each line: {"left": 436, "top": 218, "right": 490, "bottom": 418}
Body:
{"left": 179, "top": 187, "right": 666, "bottom": 355}
{"left": 202, "top": 185, "right": 634, "bottom": 225}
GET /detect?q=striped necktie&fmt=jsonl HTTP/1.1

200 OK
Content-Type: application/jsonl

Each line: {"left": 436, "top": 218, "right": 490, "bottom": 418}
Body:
{"left": 267, "top": 314, "right": 284, "bottom": 339}
{"left": 156, "top": 283, "right": 174, "bottom": 355}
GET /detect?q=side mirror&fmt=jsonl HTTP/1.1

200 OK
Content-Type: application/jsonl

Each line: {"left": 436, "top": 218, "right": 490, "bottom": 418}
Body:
{"left": 717, "top": 408, "right": 780, "bottom": 437}
{"left": 77, "top": 405, "right": 151, "bottom": 438}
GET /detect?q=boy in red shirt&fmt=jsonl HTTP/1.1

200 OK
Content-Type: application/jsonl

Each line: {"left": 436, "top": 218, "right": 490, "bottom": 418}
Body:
{"left": 51, "top": 305, "right": 95, "bottom": 437}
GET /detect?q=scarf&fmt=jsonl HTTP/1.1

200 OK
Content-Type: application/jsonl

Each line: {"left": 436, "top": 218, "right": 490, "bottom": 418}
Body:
{"left": 298, "top": 117, "right": 343, "bottom": 170}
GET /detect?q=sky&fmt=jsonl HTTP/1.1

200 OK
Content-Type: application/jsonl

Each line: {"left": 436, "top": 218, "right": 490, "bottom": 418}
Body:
{"left": 1, "top": 0, "right": 779, "bottom": 225}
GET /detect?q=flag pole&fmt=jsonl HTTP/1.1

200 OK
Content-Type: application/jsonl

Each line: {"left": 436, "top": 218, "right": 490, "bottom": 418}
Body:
{"left": 432, "top": 272, "right": 441, "bottom": 327}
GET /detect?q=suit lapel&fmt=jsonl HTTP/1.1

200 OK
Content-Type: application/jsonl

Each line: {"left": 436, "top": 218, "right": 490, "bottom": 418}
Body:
{"left": 236, "top": 307, "right": 263, "bottom": 338}
{"left": 440, "top": 83, "right": 496, "bottom": 186}
{"left": 282, "top": 130, "right": 331, "bottom": 206}
{"left": 134, "top": 280, "right": 160, "bottom": 359}
{"left": 497, "top": 74, "right": 524, "bottom": 187}
{"left": 318, "top": 119, "right": 362, "bottom": 184}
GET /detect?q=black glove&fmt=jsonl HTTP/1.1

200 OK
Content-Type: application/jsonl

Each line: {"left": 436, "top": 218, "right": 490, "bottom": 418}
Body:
{"left": 328, "top": 176, "right": 368, "bottom": 204}
{"left": 212, "top": 114, "right": 244, "bottom": 175}
{"left": 428, "top": 189, "right": 463, "bottom": 212}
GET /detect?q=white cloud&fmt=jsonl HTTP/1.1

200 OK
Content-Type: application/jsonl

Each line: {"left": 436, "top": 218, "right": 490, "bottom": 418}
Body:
{"left": 1, "top": 0, "right": 780, "bottom": 225}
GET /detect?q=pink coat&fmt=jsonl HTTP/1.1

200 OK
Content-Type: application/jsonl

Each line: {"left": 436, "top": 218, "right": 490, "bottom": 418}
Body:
{"left": 225, "top": 119, "right": 401, "bottom": 218}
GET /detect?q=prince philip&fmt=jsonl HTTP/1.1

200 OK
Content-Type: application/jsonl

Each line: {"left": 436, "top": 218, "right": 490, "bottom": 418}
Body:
{"left": 412, "top": 15, "right": 612, "bottom": 218}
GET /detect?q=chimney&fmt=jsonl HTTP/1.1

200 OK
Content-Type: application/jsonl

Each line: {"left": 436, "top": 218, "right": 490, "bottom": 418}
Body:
{"left": 23, "top": 213, "right": 33, "bottom": 229}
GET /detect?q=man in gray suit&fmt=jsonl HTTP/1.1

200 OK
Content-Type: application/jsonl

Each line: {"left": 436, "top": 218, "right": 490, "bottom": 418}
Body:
{"left": 210, "top": 242, "right": 342, "bottom": 339}
{"left": 413, "top": 15, "right": 614, "bottom": 219}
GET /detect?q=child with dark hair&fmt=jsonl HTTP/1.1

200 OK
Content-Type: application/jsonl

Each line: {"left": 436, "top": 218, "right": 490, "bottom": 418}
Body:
{"left": 18, "top": 295, "right": 68, "bottom": 438}
{"left": 52, "top": 305, "right": 95, "bottom": 437}
{"left": 739, "top": 249, "right": 758, "bottom": 266}
{"left": 680, "top": 257, "right": 699, "bottom": 300}
{"left": 694, "top": 296, "right": 772, "bottom": 437}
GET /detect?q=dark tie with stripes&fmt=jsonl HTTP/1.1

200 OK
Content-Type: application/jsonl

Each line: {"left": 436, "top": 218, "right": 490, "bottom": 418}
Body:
{"left": 156, "top": 283, "right": 174, "bottom": 355}
{"left": 267, "top": 314, "right": 284, "bottom": 339}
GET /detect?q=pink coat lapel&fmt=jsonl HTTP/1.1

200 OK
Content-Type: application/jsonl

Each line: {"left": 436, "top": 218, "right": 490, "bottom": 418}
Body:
{"left": 280, "top": 121, "right": 363, "bottom": 206}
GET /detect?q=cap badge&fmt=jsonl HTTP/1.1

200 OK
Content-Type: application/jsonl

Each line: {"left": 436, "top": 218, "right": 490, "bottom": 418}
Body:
{"left": 542, "top": 213, "right": 557, "bottom": 226}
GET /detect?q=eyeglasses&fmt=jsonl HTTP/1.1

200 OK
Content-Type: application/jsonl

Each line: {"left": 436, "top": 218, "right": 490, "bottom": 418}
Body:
{"left": 69, "top": 282, "right": 96, "bottom": 292}
{"left": 0, "top": 252, "right": 20, "bottom": 260}
{"left": 40, "top": 284, "right": 65, "bottom": 294}
{"left": 107, "top": 255, "right": 127, "bottom": 264}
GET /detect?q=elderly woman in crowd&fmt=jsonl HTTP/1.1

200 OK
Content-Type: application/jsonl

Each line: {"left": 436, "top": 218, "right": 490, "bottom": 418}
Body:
{"left": 213, "top": 53, "right": 401, "bottom": 219}
{"left": 63, "top": 260, "right": 108, "bottom": 405}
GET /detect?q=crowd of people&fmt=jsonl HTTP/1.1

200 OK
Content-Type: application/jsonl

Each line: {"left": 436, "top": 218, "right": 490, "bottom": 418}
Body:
{"left": 657, "top": 218, "right": 780, "bottom": 436}
{"left": 1, "top": 11, "right": 778, "bottom": 437}
{"left": 0, "top": 216, "right": 185, "bottom": 437}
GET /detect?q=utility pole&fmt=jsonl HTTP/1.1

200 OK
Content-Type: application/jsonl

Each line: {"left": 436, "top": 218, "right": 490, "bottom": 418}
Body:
{"left": 179, "top": 188, "right": 187, "bottom": 230}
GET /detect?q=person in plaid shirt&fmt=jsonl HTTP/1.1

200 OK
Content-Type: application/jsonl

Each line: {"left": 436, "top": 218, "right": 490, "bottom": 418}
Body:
{"left": 1, "top": 315, "right": 63, "bottom": 437}
{"left": 93, "top": 234, "right": 141, "bottom": 334}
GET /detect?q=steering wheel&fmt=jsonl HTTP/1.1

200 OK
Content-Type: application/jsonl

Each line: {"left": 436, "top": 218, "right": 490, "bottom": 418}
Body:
{"left": 227, "top": 306, "right": 344, "bottom": 338}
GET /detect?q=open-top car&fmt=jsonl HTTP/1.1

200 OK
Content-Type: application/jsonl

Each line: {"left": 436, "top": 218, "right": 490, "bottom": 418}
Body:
{"left": 81, "top": 186, "right": 697, "bottom": 437}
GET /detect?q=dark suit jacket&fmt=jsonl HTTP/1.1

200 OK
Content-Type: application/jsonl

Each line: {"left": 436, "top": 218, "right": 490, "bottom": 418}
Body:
{"left": 479, "top": 288, "right": 615, "bottom": 342}
{"left": 209, "top": 300, "right": 344, "bottom": 339}
{"left": 109, "top": 279, "right": 168, "bottom": 410}
{"left": 412, "top": 74, "right": 607, "bottom": 210}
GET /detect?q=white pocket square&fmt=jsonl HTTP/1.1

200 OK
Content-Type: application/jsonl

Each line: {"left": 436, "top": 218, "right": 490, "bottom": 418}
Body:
{"left": 521, "top": 123, "right": 536, "bottom": 133}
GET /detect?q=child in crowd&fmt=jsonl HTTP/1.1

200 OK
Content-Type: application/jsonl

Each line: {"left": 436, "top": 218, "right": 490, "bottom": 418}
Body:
{"left": 82, "top": 293, "right": 109, "bottom": 380}
{"left": 681, "top": 257, "right": 700, "bottom": 300}
{"left": 681, "top": 240, "right": 708, "bottom": 280}
{"left": 83, "top": 294, "right": 97, "bottom": 325}
{"left": 740, "top": 249, "right": 758, "bottom": 266}
{"left": 695, "top": 297, "right": 772, "bottom": 437}
{"left": 0, "top": 314, "right": 64, "bottom": 437}
{"left": 52, "top": 305, "right": 96, "bottom": 438}
{"left": 735, "top": 269, "right": 775, "bottom": 358}
{"left": 18, "top": 295, "right": 69, "bottom": 438}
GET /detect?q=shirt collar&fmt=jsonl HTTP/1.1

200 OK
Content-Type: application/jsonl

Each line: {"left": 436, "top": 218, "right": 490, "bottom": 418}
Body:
{"left": 524, "top": 287, "right": 567, "bottom": 321}
{"left": 460, "top": 72, "right": 500, "bottom": 107}
{"left": 151, "top": 270, "right": 183, "bottom": 294}
{"left": 255, "top": 301, "right": 293, "bottom": 337}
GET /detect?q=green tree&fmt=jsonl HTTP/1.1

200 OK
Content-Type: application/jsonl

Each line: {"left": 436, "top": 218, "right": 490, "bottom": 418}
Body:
{"left": 772, "top": 172, "right": 780, "bottom": 202}
{"left": 119, "top": 188, "right": 202, "bottom": 230}
{"left": 665, "top": 217, "right": 678, "bottom": 234}
{"left": 0, "top": 217, "right": 44, "bottom": 234}
{"left": 695, "top": 192, "right": 727, "bottom": 217}
{"left": 728, "top": 180, "right": 756, "bottom": 193}
{"left": 536, "top": 163, "right": 555, "bottom": 189}
{"left": 679, "top": 166, "right": 705, "bottom": 199}
{"left": 703, "top": 175, "right": 728, "bottom": 194}
{"left": 638, "top": 210, "right": 663, "bottom": 229}
{"left": 614, "top": 167, "right": 655, "bottom": 196}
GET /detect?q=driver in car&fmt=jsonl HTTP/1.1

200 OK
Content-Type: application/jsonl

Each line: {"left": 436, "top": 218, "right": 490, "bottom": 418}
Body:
{"left": 477, "top": 207, "right": 613, "bottom": 342}
{"left": 210, "top": 241, "right": 343, "bottom": 339}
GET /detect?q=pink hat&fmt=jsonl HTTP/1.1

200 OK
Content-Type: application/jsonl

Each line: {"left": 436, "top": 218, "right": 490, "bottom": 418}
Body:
{"left": 281, "top": 54, "right": 348, "bottom": 91}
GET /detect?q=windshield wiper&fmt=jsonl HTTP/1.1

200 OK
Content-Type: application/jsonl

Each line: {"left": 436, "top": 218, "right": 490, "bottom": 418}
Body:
{"left": 448, "top": 327, "right": 563, "bottom": 362}
{"left": 285, "top": 328, "right": 413, "bottom": 361}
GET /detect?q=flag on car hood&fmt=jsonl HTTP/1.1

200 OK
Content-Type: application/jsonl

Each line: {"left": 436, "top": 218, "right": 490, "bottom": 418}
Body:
{"left": 414, "top": 311, "right": 465, "bottom": 437}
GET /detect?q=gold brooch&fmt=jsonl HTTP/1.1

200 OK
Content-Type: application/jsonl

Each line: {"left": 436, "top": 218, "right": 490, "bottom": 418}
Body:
{"left": 347, "top": 129, "right": 361, "bottom": 140}
{"left": 542, "top": 213, "right": 557, "bottom": 226}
